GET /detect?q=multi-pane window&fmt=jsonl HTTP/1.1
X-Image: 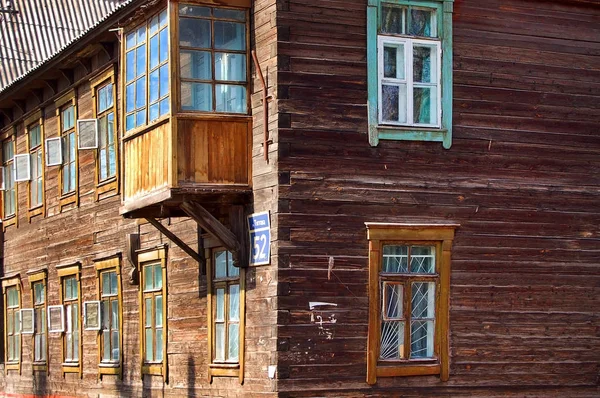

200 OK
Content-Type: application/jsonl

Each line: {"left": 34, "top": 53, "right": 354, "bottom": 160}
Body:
{"left": 63, "top": 275, "right": 79, "bottom": 363}
{"left": 100, "top": 270, "right": 120, "bottom": 363}
{"left": 60, "top": 105, "right": 76, "bottom": 194}
{"left": 33, "top": 281, "right": 47, "bottom": 363}
{"left": 142, "top": 262, "right": 164, "bottom": 364}
{"left": 212, "top": 250, "right": 240, "bottom": 363}
{"left": 28, "top": 123, "right": 43, "bottom": 208}
{"left": 97, "top": 83, "right": 117, "bottom": 182}
{"left": 179, "top": 5, "right": 248, "bottom": 114}
{"left": 366, "top": 224, "right": 456, "bottom": 384}
{"left": 5, "top": 286, "right": 20, "bottom": 363}
{"left": 2, "top": 138, "right": 15, "bottom": 217}
{"left": 125, "top": 9, "right": 170, "bottom": 132}
{"left": 378, "top": 5, "right": 441, "bottom": 126}
{"left": 380, "top": 246, "right": 436, "bottom": 360}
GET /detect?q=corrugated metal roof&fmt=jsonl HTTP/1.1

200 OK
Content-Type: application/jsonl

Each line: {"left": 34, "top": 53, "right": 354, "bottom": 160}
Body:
{"left": 0, "top": 0, "right": 133, "bottom": 93}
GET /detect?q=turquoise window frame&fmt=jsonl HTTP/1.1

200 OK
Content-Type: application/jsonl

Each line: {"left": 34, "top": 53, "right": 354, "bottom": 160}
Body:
{"left": 367, "top": 0, "right": 454, "bottom": 149}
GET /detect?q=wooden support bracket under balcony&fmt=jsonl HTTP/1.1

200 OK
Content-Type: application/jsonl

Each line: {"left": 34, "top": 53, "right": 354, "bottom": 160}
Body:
{"left": 145, "top": 218, "right": 204, "bottom": 266}
{"left": 181, "top": 201, "right": 247, "bottom": 268}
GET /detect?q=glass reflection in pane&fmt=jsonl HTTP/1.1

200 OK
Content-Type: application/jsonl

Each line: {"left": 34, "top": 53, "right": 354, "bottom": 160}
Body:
{"left": 216, "top": 288, "right": 225, "bottom": 321}
{"left": 126, "top": 51, "right": 135, "bottom": 82}
{"left": 384, "top": 283, "right": 403, "bottom": 319}
{"left": 112, "top": 330, "right": 119, "bottom": 360}
{"left": 410, "top": 320, "right": 434, "bottom": 358}
{"left": 215, "top": 53, "right": 246, "bottom": 82}
{"left": 180, "top": 50, "right": 211, "bottom": 80}
{"left": 381, "top": 84, "right": 407, "bottom": 123}
{"left": 179, "top": 5, "right": 210, "bottom": 17}
{"left": 179, "top": 18, "right": 210, "bottom": 48}
{"left": 410, "top": 8, "right": 435, "bottom": 37}
{"left": 136, "top": 77, "right": 146, "bottom": 109}
{"left": 229, "top": 284, "right": 239, "bottom": 321}
{"left": 181, "top": 82, "right": 212, "bottom": 111}
{"left": 215, "top": 84, "right": 246, "bottom": 113}
{"left": 215, "top": 251, "right": 227, "bottom": 278}
{"left": 214, "top": 22, "right": 245, "bottom": 51}
{"left": 215, "top": 324, "right": 225, "bottom": 361}
{"left": 136, "top": 109, "right": 146, "bottom": 127}
{"left": 214, "top": 8, "right": 245, "bottom": 21}
{"left": 159, "top": 98, "right": 170, "bottom": 117}
{"left": 410, "top": 246, "right": 435, "bottom": 274}
{"left": 153, "top": 264, "right": 162, "bottom": 288}
{"left": 150, "top": 35, "right": 159, "bottom": 69}
{"left": 149, "top": 15, "right": 159, "bottom": 35}
{"left": 145, "top": 328, "right": 153, "bottom": 361}
{"left": 413, "top": 87, "right": 436, "bottom": 125}
{"left": 126, "top": 84, "right": 135, "bottom": 112}
{"left": 103, "top": 330, "right": 110, "bottom": 361}
{"left": 380, "top": 320, "right": 404, "bottom": 360}
{"left": 411, "top": 282, "right": 435, "bottom": 319}
{"left": 413, "top": 45, "right": 434, "bottom": 83}
{"left": 159, "top": 28, "right": 168, "bottom": 63}
{"left": 228, "top": 323, "right": 239, "bottom": 361}
{"left": 383, "top": 245, "right": 408, "bottom": 273}
{"left": 155, "top": 329, "right": 163, "bottom": 361}
{"left": 126, "top": 32, "right": 136, "bottom": 49}
{"left": 145, "top": 298, "right": 152, "bottom": 327}
{"left": 159, "top": 64, "right": 169, "bottom": 98}
{"left": 155, "top": 295, "right": 163, "bottom": 327}
{"left": 136, "top": 45, "right": 146, "bottom": 77}
{"left": 381, "top": 5, "right": 405, "bottom": 34}
{"left": 149, "top": 104, "right": 159, "bottom": 122}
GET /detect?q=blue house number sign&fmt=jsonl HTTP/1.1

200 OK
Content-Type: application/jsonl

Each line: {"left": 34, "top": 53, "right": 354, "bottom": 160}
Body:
{"left": 248, "top": 211, "right": 271, "bottom": 265}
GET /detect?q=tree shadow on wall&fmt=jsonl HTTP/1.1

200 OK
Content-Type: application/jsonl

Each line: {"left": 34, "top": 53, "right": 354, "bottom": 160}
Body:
{"left": 32, "top": 370, "right": 47, "bottom": 396}
{"left": 187, "top": 355, "right": 196, "bottom": 397}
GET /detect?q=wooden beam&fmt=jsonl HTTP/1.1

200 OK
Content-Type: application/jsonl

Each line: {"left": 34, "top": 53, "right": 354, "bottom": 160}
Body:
{"left": 100, "top": 42, "right": 115, "bottom": 58}
{"left": 146, "top": 218, "right": 203, "bottom": 264}
{"left": 0, "top": 108, "right": 13, "bottom": 123}
{"left": 58, "top": 69, "right": 74, "bottom": 85}
{"left": 30, "top": 89, "right": 44, "bottom": 104}
{"left": 40, "top": 79, "right": 57, "bottom": 95}
{"left": 229, "top": 205, "right": 248, "bottom": 268}
{"left": 76, "top": 59, "right": 91, "bottom": 75}
{"left": 180, "top": 201, "right": 242, "bottom": 266}
{"left": 11, "top": 100, "right": 25, "bottom": 114}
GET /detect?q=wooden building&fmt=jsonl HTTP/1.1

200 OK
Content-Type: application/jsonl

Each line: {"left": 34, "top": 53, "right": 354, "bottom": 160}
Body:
{"left": 0, "top": 0, "right": 598, "bottom": 397}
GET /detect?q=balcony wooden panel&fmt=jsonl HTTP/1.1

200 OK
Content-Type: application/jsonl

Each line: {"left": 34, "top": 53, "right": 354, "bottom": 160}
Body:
{"left": 124, "top": 121, "right": 171, "bottom": 201}
{"left": 177, "top": 117, "right": 251, "bottom": 186}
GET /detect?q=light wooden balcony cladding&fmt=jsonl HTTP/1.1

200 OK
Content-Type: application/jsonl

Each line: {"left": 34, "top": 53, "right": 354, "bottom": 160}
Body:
{"left": 122, "top": 116, "right": 252, "bottom": 218}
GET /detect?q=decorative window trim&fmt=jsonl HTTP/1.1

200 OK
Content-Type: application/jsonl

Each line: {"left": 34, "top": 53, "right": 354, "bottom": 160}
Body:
{"left": 94, "top": 254, "right": 123, "bottom": 379}
{"left": 367, "top": 0, "right": 453, "bottom": 149}
{"left": 206, "top": 247, "right": 245, "bottom": 384}
{"left": 2, "top": 275, "right": 22, "bottom": 374}
{"left": 26, "top": 113, "right": 45, "bottom": 221}
{"left": 2, "top": 133, "right": 17, "bottom": 229}
{"left": 90, "top": 66, "right": 119, "bottom": 201}
{"left": 365, "top": 223, "right": 458, "bottom": 384}
{"left": 137, "top": 247, "right": 168, "bottom": 379}
{"left": 28, "top": 269, "right": 48, "bottom": 372}
{"left": 55, "top": 92, "right": 79, "bottom": 210}
{"left": 57, "top": 263, "right": 82, "bottom": 377}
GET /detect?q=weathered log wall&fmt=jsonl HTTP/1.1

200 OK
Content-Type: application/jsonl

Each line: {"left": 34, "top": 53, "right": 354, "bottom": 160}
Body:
{"left": 275, "top": 0, "right": 600, "bottom": 396}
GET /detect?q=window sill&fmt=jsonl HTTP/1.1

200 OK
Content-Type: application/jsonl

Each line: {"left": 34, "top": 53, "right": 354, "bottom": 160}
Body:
{"left": 123, "top": 116, "right": 170, "bottom": 142}
{"left": 5, "top": 362, "right": 19, "bottom": 371}
{"left": 368, "top": 125, "right": 451, "bottom": 149}
{"left": 59, "top": 191, "right": 78, "bottom": 211}
{"left": 32, "top": 363, "right": 47, "bottom": 372}
{"left": 28, "top": 205, "right": 44, "bottom": 221}
{"left": 376, "top": 363, "right": 440, "bottom": 378}
{"left": 96, "top": 178, "right": 118, "bottom": 201}
{"left": 3, "top": 214, "right": 17, "bottom": 229}
{"left": 209, "top": 363, "right": 240, "bottom": 378}
{"left": 99, "top": 364, "right": 121, "bottom": 376}
{"left": 142, "top": 364, "right": 164, "bottom": 376}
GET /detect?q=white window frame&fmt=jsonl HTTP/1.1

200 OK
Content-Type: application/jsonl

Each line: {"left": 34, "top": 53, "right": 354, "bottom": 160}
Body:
{"left": 47, "top": 305, "right": 65, "bottom": 333}
{"left": 77, "top": 119, "right": 99, "bottom": 150}
{"left": 377, "top": 36, "right": 442, "bottom": 128}
{"left": 13, "top": 154, "right": 31, "bottom": 182}
{"left": 83, "top": 300, "right": 102, "bottom": 331}
{"left": 45, "top": 138, "right": 63, "bottom": 166}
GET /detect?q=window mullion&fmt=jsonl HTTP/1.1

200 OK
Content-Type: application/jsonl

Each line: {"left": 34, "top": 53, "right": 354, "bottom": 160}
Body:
{"left": 404, "top": 279, "right": 411, "bottom": 360}
{"left": 406, "top": 39, "right": 413, "bottom": 125}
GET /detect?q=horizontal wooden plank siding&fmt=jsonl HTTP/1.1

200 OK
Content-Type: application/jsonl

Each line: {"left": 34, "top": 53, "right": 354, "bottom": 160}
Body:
{"left": 275, "top": 0, "right": 600, "bottom": 396}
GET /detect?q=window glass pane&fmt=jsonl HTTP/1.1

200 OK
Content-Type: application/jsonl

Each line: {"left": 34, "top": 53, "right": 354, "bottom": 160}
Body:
{"left": 383, "top": 283, "right": 403, "bottom": 319}
{"left": 149, "top": 70, "right": 159, "bottom": 103}
{"left": 159, "top": 28, "right": 169, "bottom": 63}
{"left": 159, "top": 98, "right": 170, "bottom": 117}
{"left": 215, "top": 84, "right": 246, "bottom": 113}
{"left": 215, "top": 53, "right": 246, "bottom": 82}
{"left": 380, "top": 320, "right": 404, "bottom": 360}
{"left": 410, "top": 246, "right": 435, "bottom": 274}
{"left": 111, "top": 300, "right": 119, "bottom": 328}
{"left": 149, "top": 15, "right": 159, "bottom": 36}
{"left": 181, "top": 82, "right": 212, "bottom": 111}
{"left": 136, "top": 45, "right": 146, "bottom": 78}
{"left": 180, "top": 18, "right": 211, "bottom": 48}
{"left": 102, "top": 300, "right": 110, "bottom": 329}
{"left": 126, "top": 51, "right": 135, "bottom": 82}
{"left": 107, "top": 113, "right": 115, "bottom": 143}
{"left": 410, "top": 8, "right": 435, "bottom": 37}
{"left": 150, "top": 35, "right": 159, "bottom": 70}
{"left": 126, "top": 115, "right": 135, "bottom": 131}
{"left": 126, "top": 32, "right": 136, "bottom": 49}
{"left": 136, "top": 109, "right": 146, "bottom": 127}
{"left": 154, "top": 264, "right": 163, "bottom": 289}
{"left": 155, "top": 328, "right": 163, "bottom": 361}
{"left": 214, "top": 8, "right": 245, "bottom": 21}
{"left": 145, "top": 298, "right": 152, "bottom": 327}
{"left": 413, "top": 86, "right": 437, "bottom": 125}
{"left": 381, "top": 84, "right": 407, "bottom": 123}
{"left": 227, "top": 253, "right": 238, "bottom": 277}
{"left": 72, "top": 303, "right": 79, "bottom": 328}
{"left": 215, "top": 323, "right": 225, "bottom": 361}
{"left": 381, "top": 5, "right": 405, "bottom": 34}
{"left": 3, "top": 140, "right": 13, "bottom": 160}
{"left": 66, "top": 332, "right": 73, "bottom": 360}
{"left": 215, "top": 251, "right": 227, "bottom": 278}
{"left": 181, "top": 50, "right": 211, "bottom": 80}
{"left": 137, "top": 26, "right": 146, "bottom": 43}
{"left": 103, "top": 330, "right": 110, "bottom": 361}
{"left": 126, "top": 83, "right": 135, "bottom": 112}
{"left": 410, "top": 320, "right": 434, "bottom": 358}
{"left": 110, "top": 272, "right": 118, "bottom": 295}
{"left": 228, "top": 323, "right": 239, "bottom": 361}
{"left": 384, "top": 44, "right": 404, "bottom": 79}
{"left": 411, "top": 282, "right": 435, "bottom": 319}
{"left": 136, "top": 77, "right": 146, "bottom": 109}
{"left": 149, "top": 104, "right": 159, "bottom": 121}
{"left": 382, "top": 245, "right": 408, "bottom": 273}
{"left": 216, "top": 288, "right": 225, "bottom": 321}
{"left": 102, "top": 272, "right": 111, "bottom": 296}
{"left": 229, "top": 284, "right": 239, "bottom": 321}
{"left": 159, "top": 9, "right": 168, "bottom": 27}
{"left": 179, "top": 5, "right": 210, "bottom": 17}
{"left": 155, "top": 295, "right": 163, "bottom": 327}
{"left": 159, "top": 64, "right": 169, "bottom": 98}
{"left": 112, "top": 330, "right": 119, "bottom": 360}
{"left": 214, "top": 21, "right": 245, "bottom": 51}
{"left": 145, "top": 328, "right": 153, "bottom": 361}
{"left": 413, "top": 45, "right": 435, "bottom": 83}
{"left": 144, "top": 265, "right": 153, "bottom": 290}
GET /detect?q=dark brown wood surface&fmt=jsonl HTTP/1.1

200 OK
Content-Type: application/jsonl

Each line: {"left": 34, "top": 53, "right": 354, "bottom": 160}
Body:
{"left": 274, "top": 0, "right": 600, "bottom": 396}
